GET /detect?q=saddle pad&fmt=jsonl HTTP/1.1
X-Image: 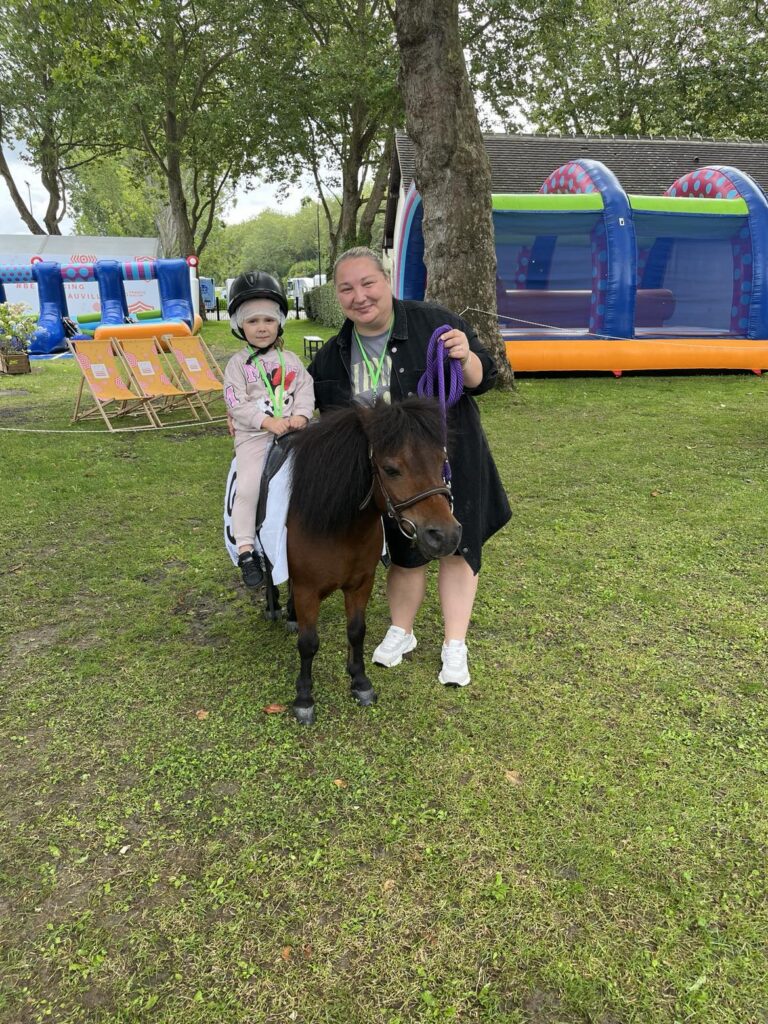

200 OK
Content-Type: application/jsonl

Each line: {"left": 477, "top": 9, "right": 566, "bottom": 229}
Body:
{"left": 223, "top": 453, "right": 293, "bottom": 585}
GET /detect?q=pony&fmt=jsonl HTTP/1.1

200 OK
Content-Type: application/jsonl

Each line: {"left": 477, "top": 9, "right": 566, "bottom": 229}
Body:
{"left": 285, "top": 396, "right": 461, "bottom": 724}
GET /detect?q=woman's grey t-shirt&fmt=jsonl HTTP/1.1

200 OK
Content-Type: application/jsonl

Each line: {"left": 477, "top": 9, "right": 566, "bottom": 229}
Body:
{"left": 350, "top": 328, "right": 392, "bottom": 405}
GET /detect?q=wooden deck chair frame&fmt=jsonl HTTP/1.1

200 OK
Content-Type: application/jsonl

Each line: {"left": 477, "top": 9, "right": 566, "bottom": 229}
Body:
{"left": 68, "top": 338, "right": 158, "bottom": 432}
{"left": 113, "top": 336, "right": 202, "bottom": 426}
{"left": 164, "top": 334, "right": 227, "bottom": 421}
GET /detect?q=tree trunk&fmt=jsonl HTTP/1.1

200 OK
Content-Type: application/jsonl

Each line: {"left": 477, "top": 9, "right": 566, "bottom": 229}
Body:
{"left": 165, "top": 126, "right": 196, "bottom": 257}
{"left": 0, "top": 143, "right": 44, "bottom": 234}
{"left": 38, "top": 127, "right": 63, "bottom": 235}
{"left": 394, "top": 0, "right": 514, "bottom": 385}
{"left": 161, "top": 18, "right": 195, "bottom": 258}
{"left": 331, "top": 130, "right": 366, "bottom": 264}
{"left": 155, "top": 204, "right": 179, "bottom": 258}
{"left": 357, "top": 135, "right": 392, "bottom": 248}
{"left": 335, "top": 171, "right": 363, "bottom": 259}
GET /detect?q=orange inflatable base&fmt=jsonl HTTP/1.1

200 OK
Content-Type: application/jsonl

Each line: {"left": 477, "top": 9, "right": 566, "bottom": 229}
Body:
{"left": 93, "top": 316, "right": 203, "bottom": 346}
{"left": 505, "top": 337, "right": 768, "bottom": 374}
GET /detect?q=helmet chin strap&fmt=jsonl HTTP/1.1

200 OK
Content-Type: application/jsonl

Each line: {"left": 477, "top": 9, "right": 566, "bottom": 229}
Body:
{"left": 245, "top": 338, "right": 283, "bottom": 362}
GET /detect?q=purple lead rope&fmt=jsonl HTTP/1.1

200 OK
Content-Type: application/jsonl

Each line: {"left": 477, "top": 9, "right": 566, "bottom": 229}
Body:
{"left": 416, "top": 324, "right": 464, "bottom": 484}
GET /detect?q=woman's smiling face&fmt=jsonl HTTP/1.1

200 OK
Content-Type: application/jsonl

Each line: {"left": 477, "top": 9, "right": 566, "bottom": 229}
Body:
{"left": 334, "top": 257, "right": 394, "bottom": 335}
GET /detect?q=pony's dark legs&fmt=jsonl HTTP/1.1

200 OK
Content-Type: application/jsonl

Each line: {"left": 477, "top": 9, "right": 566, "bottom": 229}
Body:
{"left": 262, "top": 567, "right": 281, "bottom": 621}
{"left": 344, "top": 582, "right": 377, "bottom": 706}
{"left": 260, "top": 570, "right": 297, "bottom": 632}
{"left": 285, "top": 585, "right": 297, "bottom": 633}
{"left": 292, "top": 584, "right": 320, "bottom": 725}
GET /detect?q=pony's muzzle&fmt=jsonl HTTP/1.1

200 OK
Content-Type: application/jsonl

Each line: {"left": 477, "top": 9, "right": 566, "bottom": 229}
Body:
{"left": 416, "top": 518, "right": 462, "bottom": 560}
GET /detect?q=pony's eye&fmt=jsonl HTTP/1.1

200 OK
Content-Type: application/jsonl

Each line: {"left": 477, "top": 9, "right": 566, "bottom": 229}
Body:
{"left": 383, "top": 465, "right": 401, "bottom": 478}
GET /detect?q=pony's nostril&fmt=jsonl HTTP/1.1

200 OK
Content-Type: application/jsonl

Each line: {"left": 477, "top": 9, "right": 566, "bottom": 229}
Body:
{"left": 420, "top": 525, "right": 460, "bottom": 557}
{"left": 424, "top": 527, "right": 448, "bottom": 549}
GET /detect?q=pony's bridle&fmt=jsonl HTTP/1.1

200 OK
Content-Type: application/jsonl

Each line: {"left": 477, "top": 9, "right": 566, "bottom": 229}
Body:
{"left": 358, "top": 323, "right": 464, "bottom": 542}
{"left": 360, "top": 445, "right": 454, "bottom": 541}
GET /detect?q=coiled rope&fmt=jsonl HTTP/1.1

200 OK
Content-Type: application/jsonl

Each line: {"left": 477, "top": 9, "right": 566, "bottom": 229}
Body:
{"left": 416, "top": 324, "right": 464, "bottom": 484}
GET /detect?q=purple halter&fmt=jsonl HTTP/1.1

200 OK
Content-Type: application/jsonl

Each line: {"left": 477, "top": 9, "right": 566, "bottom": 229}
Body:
{"left": 416, "top": 324, "right": 464, "bottom": 484}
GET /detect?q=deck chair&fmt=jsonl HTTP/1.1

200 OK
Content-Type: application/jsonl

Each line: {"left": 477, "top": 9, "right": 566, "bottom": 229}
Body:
{"left": 166, "top": 335, "right": 226, "bottom": 421}
{"left": 68, "top": 338, "right": 158, "bottom": 432}
{"left": 113, "top": 336, "right": 201, "bottom": 425}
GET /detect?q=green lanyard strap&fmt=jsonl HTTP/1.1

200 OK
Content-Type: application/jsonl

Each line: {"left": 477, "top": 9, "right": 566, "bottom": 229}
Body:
{"left": 353, "top": 314, "right": 395, "bottom": 395}
{"left": 254, "top": 349, "right": 286, "bottom": 418}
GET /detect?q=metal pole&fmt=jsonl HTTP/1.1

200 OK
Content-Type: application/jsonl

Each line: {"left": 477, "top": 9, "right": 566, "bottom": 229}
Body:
{"left": 24, "top": 181, "right": 33, "bottom": 218}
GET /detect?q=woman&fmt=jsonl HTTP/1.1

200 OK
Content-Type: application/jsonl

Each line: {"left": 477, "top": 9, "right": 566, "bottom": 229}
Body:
{"left": 308, "top": 247, "right": 510, "bottom": 687}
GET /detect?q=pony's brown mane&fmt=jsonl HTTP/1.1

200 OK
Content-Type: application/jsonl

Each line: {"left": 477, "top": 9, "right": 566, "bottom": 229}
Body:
{"left": 288, "top": 397, "right": 445, "bottom": 537}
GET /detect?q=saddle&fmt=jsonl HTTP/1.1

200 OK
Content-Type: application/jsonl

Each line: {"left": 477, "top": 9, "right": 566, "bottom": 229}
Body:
{"left": 255, "top": 431, "right": 297, "bottom": 531}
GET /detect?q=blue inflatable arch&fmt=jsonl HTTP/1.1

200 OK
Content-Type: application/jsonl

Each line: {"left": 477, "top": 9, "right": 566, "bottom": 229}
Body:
{"left": 394, "top": 159, "right": 637, "bottom": 338}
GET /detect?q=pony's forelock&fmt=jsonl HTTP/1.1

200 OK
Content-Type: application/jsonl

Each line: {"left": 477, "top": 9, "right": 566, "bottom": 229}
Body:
{"left": 365, "top": 396, "right": 444, "bottom": 457}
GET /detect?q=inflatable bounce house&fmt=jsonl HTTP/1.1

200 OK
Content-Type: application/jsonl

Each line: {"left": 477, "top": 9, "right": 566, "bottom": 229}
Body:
{"left": 0, "top": 256, "right": 202, "bottom": 356}
{"left": 394, "top": 160, "right": 768, "bottom": 373}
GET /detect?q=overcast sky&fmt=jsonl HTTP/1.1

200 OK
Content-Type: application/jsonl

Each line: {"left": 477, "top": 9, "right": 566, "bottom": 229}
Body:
{"left": 0, "top": 150, "right": 307, "bottom": 237}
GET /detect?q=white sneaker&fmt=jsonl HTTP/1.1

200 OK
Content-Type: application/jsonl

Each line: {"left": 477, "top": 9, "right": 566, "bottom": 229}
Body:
{"left": 372, "top": 625, "right": 417, "bottom": 667}
{"left": 439, "top": 640, "right": 470, "bottom": 686}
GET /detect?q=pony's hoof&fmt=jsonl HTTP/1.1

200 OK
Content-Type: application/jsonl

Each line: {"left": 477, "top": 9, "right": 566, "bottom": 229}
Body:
{"left": 262, "top": 607, "right": 282, "bottom": 622}
{"left": 292, "top": 703, "right": 316, "bottom": 725}
{"left": 352, "top": 687, "right": 377, "bottom": 708}
{"left": 285, "top": 619, "right": 299, "bottom": 634}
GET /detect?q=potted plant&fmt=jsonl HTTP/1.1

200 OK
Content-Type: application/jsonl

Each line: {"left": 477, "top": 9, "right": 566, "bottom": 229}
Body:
{"left": 0, "top": 301, "right": 37, "bottom": 374}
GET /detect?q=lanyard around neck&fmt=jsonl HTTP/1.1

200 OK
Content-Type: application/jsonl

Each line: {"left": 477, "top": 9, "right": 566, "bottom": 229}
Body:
{"left": 254, "top": 349, "right": 286, "bottom": 417}
{"left": 353, "top": 314, "right": 395, "bottom": 394}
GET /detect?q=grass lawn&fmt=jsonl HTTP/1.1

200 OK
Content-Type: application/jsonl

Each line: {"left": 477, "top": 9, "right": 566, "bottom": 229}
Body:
{"left": 0, "top": 318, "right": 766, "bottom": 1023}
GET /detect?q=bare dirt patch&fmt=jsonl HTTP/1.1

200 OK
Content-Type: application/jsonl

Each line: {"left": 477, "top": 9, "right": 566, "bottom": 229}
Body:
{"left": 0, "top": 403, "right": 36, "bottom": 422}
{"left": 6, "top": 622, "right": 63, "bottom": 660}
{"left": 171, "top": 590, "right": 231, "bottom": 647}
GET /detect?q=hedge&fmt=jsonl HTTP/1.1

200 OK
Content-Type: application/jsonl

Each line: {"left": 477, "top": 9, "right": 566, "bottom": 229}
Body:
{"left": 304, "top": 282, "right": 344, "bottom": 329}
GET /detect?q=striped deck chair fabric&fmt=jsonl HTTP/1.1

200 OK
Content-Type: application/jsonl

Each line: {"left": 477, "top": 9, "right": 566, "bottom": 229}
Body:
{"left": 115, "top": 337, "right": 201, "bottom": 424}
{"left": 68, "top": 338, "right": 157, "bottom": 431}
{"left": 168, "top": 335, "right": 225, "bottom": 420}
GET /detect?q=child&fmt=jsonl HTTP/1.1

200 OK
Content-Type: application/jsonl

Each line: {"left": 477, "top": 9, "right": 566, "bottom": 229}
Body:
{"left": 224, "top": 271, "right": 315, "bottom": 587}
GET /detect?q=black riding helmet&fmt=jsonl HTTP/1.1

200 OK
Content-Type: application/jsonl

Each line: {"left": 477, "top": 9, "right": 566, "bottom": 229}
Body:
{"left": 228, "top": 270, "right": 288, "bottom": 341}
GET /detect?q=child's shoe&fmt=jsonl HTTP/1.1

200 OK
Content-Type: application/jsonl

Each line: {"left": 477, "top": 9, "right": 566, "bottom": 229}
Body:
{"left": 238, "top": 549, "right": 265, "bottom": 588}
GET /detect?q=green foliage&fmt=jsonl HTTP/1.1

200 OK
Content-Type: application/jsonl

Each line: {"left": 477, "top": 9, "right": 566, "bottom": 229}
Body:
{"left": 287, "top": 259, "right": 319, "bottom": 279}
{"left": 68, "top": 155, "right": 161, "bottom": 238}
{"left": 70, "top": 0, "right": 280, "bottom": 255}
{"left": 264, "top": 0, "right": 401, "bottom": 261}
{"left": 304, "top": 281, "right": 344, "bottom": 328}
{"left": 201, "top": 201, "right": 331, "bottom": 284}
{"left": 0, "top": 0, "right": 115, "bottom": 232}
{"left": 466, "top": 0, "right": 768, "bottom": 138}
{"left": 197, "top": 220, "right": 252, "bottom": 283}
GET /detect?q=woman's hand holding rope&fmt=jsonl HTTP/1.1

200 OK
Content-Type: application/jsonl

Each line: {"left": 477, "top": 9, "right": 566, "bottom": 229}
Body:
{"left": 438, "top": 328, "right": 482, "bottom": 386}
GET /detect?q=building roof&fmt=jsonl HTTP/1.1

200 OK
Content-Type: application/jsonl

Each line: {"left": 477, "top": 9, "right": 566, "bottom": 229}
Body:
{"left": 384, "top": 131, "right": 768, "bottom": 247}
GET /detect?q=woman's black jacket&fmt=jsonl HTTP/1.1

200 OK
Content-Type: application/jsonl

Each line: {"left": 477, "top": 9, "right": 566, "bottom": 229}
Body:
{"left": 307, "top": 298, "right": 510, "bottom": 573}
